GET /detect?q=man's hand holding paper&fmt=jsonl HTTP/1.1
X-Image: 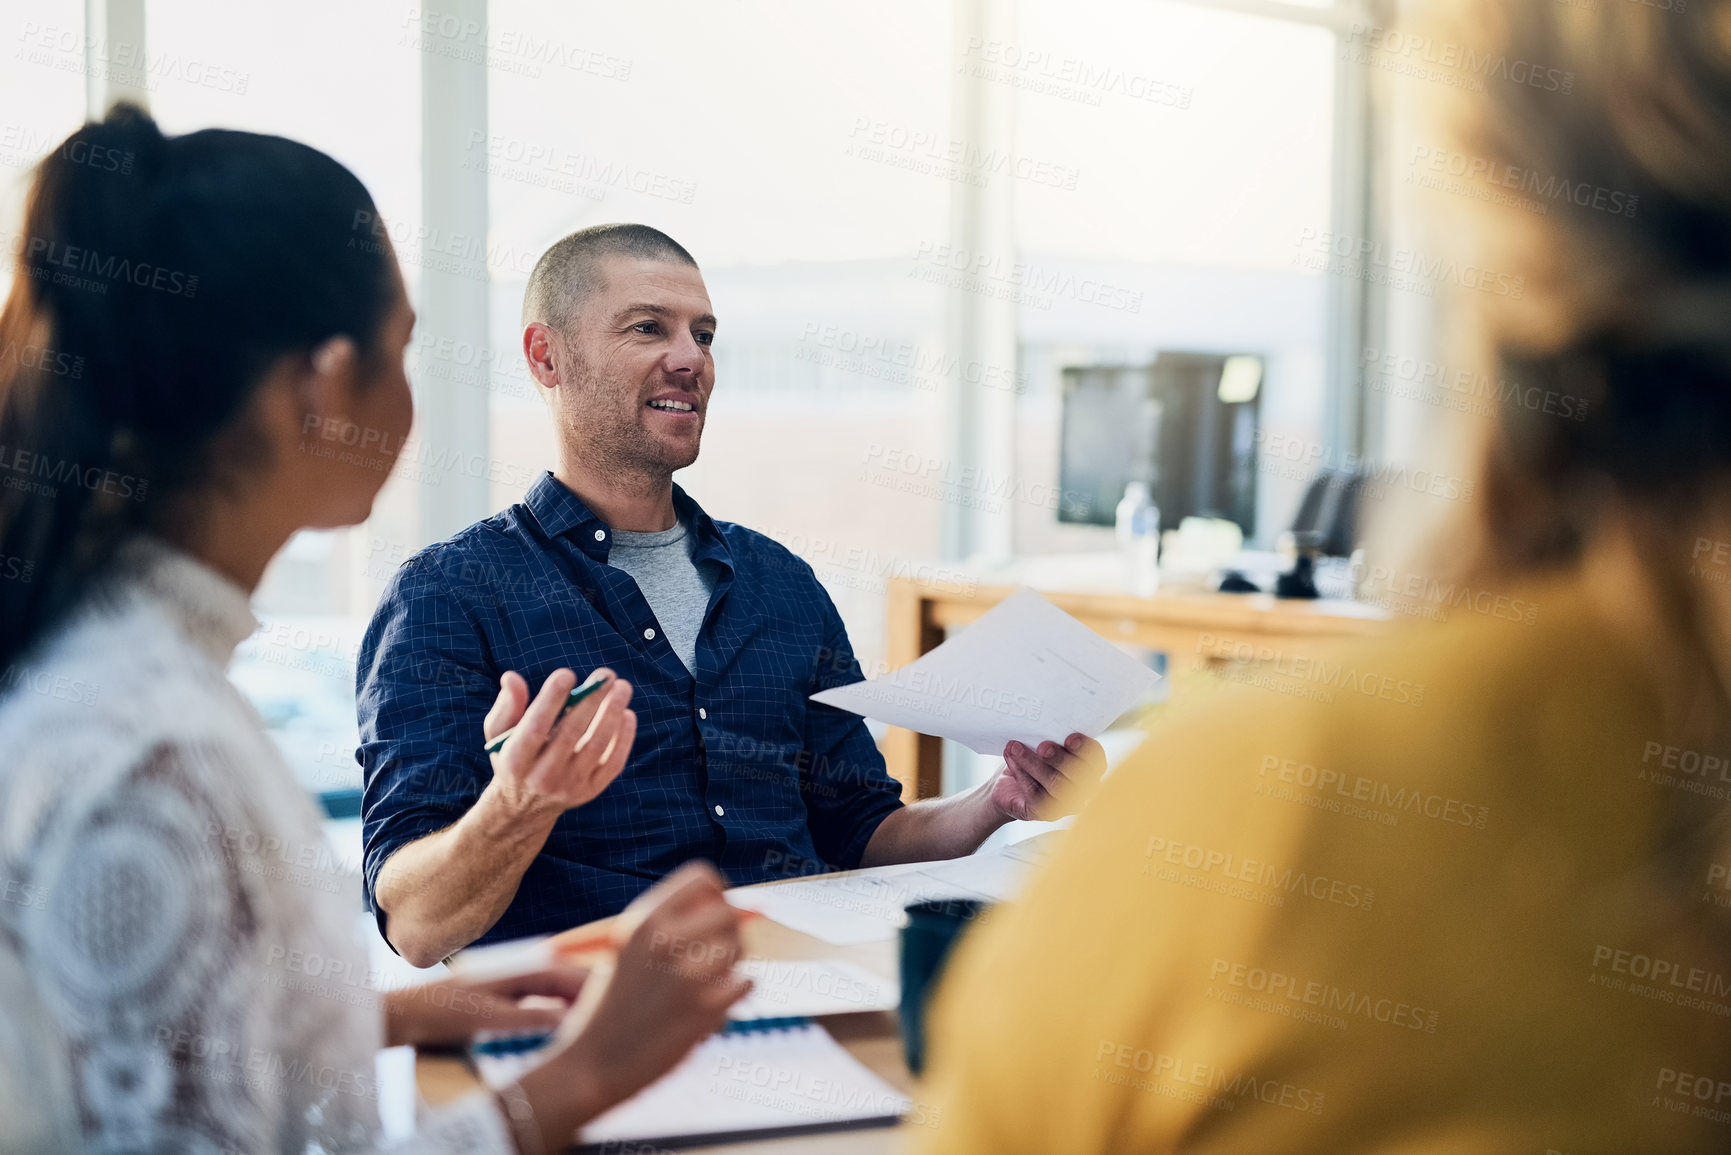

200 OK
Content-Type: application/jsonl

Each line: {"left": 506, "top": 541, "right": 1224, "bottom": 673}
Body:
{"left": 810, "top": 587, "right": 1157, "bottom": 819}
{"left": 991, "top": 732, "right": 1108, "bottom": 820}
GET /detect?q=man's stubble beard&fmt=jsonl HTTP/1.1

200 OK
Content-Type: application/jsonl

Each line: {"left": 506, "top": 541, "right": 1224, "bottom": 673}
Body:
{"left": 557, "top": 346, "right": 703, "bottom": 487}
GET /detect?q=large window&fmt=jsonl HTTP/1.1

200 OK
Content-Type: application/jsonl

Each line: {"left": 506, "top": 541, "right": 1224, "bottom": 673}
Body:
{"left": 0, "top": 2, "right": 88, "bottom": 298}
{"left": 143, "top": 0, "right": 423, "bottom": 803}
{"left": 483, "top": 0, "right": 954, "bottom": 683}
{"left": 41, "top": 0, "right": 1372, "bottom": 803}
{"left": 483, "top": 0, "right": 1355, "bottom": 679}
{"left": 1010, "top": 0, "right": 1339, "bottom": 555}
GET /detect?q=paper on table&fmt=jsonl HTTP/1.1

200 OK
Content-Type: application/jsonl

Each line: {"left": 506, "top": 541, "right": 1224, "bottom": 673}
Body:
{"left": 914, "top": 850, "right": 1032, "bottom": 903}
{"left": 474, "top": 1022, "right": 908, "bottom": 1147}
{"left": 810, "top": 587, "right": 1160, "bottom": 754}
{"left": 726, "top": 869, "right": 965, "bottom": 946}
{"left": 576, "top": 1022, "right": 907, "bottom": 1147}
{"left": 1001, "top": 827, "right": 1068, "bottom": 862}
{"left": 726, "top": 842, "right": 1048, "bottom": 945}
{"left": 728, "top": 958, "right": 898, "bottom": 1019}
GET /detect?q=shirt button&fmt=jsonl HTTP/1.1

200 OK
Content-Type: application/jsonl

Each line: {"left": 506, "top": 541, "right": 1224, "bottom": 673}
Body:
{"left": 644, "top": 627, "right": 656, "bottom": 640}
{"left": 714, "top": 804, "right": 725, "bottom": 817}
{"left": 698, "top": 707, "right": 708, "bottom": 720}
{"left": 593, "top": 529, "right": 606, "bottom": 541}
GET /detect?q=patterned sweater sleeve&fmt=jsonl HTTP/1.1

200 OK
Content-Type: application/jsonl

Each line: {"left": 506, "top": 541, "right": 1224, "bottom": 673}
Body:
{"left": 3, "top": 737, "right": 518, "bottom": 1155}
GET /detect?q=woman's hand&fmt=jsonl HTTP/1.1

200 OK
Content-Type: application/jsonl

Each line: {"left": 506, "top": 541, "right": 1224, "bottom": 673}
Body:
{"left": 382, "top": 967, "right": 588, "bottom": 1049}
{"left": 485, "top": 666, "right": 636, "bottom": 813}
{"left": 557, "top": 861, "right": 752, "bottom": 1100}
{"left": 508, "top": 862, "right": 751, "bottom": 1151}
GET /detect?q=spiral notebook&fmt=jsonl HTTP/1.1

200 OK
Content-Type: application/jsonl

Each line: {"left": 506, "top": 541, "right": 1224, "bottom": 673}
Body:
{"left": 473, "top": 1017, "right": 910, "bottom": 1150}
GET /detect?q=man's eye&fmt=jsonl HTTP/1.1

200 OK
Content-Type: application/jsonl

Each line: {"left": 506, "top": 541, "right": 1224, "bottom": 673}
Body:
{"left": 633, "top": 321, "right": 659, "bottom": 335}
{"left": 696, "top": 331, "right": 714, "bottom": 347}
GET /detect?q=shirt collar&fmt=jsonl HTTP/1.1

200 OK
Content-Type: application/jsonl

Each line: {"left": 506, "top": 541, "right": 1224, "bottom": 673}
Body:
{"left": 524, "top": 471, "right": 731, "bottom": 571}
{"left": 119, "top": 536, "right": 260, "bottom": 666}
{"left": 524, "top": 471, "right": 612, "bottom": 558}
{"left": 670, "top": 483, "right": 732, "bottom": 573}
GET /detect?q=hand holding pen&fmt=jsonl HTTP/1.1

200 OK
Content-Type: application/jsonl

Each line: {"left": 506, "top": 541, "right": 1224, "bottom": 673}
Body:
{"left": 468, "top": 863, "right": 753, "bottom": 1151}
{"left": 483, "top": 667, "right": 637, "bottom": 814}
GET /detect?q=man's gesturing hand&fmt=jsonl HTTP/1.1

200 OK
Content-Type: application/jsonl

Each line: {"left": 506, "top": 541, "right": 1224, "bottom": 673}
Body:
{"left": 484, "top": 667, "right": 636, "bottom": 813}
{"left": 988, "top": 732, "right": 1107, "bottom": 821}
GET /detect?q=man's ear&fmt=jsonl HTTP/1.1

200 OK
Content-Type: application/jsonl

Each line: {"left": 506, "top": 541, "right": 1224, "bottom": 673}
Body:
{"left": 523, "top": 321, "right": 562, "bottom": 390}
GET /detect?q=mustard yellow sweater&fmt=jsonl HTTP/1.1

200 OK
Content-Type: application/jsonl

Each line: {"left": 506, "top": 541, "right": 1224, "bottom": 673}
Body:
{"left": 911, "top": 571, "right": 1731, "bottom": 1153}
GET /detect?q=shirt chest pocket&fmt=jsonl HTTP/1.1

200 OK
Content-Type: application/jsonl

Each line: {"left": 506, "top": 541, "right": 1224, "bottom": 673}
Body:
{"left": 701, "top": 667, "right": 811, "bottom": 801}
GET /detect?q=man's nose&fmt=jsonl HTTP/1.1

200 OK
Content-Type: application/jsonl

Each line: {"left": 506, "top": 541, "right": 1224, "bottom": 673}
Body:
{"left": 663, "top": 331, "right": 708, "bottom": 376}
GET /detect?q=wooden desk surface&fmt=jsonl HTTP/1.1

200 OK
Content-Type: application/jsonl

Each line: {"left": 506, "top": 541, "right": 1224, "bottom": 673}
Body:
{"left": 418, "top": 899, "right": 914, "bottom": 1154}
{"left": 911, "top": 580, "right": 1387, "bottom": 637}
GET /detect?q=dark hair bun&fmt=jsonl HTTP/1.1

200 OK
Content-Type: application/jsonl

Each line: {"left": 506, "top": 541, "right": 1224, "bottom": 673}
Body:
{"left": 0, "top": 103, "right": 397, "bottom": 668}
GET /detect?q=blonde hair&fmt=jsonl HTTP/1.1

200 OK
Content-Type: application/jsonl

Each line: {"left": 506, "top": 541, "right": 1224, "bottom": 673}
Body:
{"left": 1422, "top": 0, "right": 1731, "bottom": 906}
{"left": 1429, "top": 0, "right": 1731, "bottom": 574}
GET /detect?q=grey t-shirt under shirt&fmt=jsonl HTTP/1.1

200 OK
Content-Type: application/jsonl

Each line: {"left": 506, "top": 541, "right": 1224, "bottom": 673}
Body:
{"left": 607, "top": 518, "right": 716, "bottom": 675}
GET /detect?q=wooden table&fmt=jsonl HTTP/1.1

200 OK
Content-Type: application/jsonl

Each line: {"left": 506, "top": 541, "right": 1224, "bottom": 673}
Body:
{"left": 418, "top": 898, "right": 912, "bottom": 1154}
{"left": 882, "top": 576, "right": 1387, "bottom": 800}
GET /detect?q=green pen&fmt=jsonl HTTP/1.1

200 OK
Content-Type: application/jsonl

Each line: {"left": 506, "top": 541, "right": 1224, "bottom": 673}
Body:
{"left": 483, "top": 673, "right": 613, "bottom": 755}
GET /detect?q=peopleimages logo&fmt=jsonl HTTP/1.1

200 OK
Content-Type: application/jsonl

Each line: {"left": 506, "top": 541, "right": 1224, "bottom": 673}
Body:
{"left": 1198, "top": 632, "right": 1428, "bottom": 708}
{"left": 1594, "top": 947, "right": 1731, "bottom": 994}
{"left": 1293, "top": 228, "right": 1524, "bottom": 299}
{"left": 22, "top": 236, "right": 198, "bottom": 298}
{"left": 846, "top": 119, "right": 1081, "bottom": 190}
{"left": 1354, "top": 561, "right": 1539, "bottom": 627}
{"left": 0, "top": 445, "right": 147, "bottom": 503}
{"left": 15, "top": 21, "right": 251, "bottom": 94}
{"left": 798, "top": 323, "right": 1028, "bottom": 395}
{"left": 1254, "top": 431, "right": 1476, "bottom": 505}
{"left": 958, "top": 37, "right": 1194, "bottom": 110}
{"left": 0, "top": 336, "right": 84, "bottom": 380}
{"left": 1093, "top": 1041, "right": 1326, "bottom": 1115}
{"left": 1341, "top": 23, "right": 1575, "bottom": 95}
{"left": 911, "top": 241, "right": 1144, "bottom": 313}
{"left": 399, "top": 8, "right": 633, "bottom": 81}
{"left": 1408, "top": 145, "right": 1638, "bottom": 219}
{"left": 1360, "top": 345, "right": 1588, "bottom": 424}
{"left": 1256, "top": 755, "right": 1491, "bottom": 830}
{"left": 1143, "top": 835, "right": 1376, "bottom": 912}
{"left": 1207, "top": 958, "right": 1440, "bottom": 1034}
{"left": 463, "top": 130, "right": 697, "bottom": 204}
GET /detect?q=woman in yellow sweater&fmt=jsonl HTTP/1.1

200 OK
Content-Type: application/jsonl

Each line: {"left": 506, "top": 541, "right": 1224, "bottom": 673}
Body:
{"left": 911, "top": 1, "right": 1731, "bottom": 1151}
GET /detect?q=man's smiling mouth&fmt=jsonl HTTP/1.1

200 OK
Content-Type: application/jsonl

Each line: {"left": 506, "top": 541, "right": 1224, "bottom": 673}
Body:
{"left": 647, "top": 398, "right": 696, "bottom": 413}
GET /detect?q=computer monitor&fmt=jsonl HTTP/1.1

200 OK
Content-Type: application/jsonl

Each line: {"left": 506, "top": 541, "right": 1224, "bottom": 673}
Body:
{"left": 1057, "top": 353, "right": 1263, "bottom": 534}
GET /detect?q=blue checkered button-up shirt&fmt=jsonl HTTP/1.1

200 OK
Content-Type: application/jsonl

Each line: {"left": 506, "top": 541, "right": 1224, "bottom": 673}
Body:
{"left": 356, "top": 473, "right": 904, "bottom": 948}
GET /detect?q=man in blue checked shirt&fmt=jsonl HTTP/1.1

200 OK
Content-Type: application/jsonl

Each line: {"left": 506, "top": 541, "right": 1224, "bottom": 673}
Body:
{"left": 356, "top": 224, "right": 1099, "bottom": 965}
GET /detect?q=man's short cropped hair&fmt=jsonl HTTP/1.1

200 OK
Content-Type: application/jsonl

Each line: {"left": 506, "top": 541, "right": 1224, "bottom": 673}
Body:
{"left": 521, "top": 223, "right": 698, "bottom": 330}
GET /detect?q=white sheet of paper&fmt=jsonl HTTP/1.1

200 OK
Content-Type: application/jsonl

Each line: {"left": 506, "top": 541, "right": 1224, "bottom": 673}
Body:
{"left": 726, "top": 870, "right": 965, "bottom": 945}
{"left": 1003, "top": 831, "right": 1064, "bottom": 863}
{"left": 726, "top": 842, "right": 1050, "bottom": 945}
{"left": 728, "top": 958, "right": 899, "bottom": 1019}
{"left": 475, "top": 1023, "right": 909, "bottom": 1144}
{"left": 913, "top": 849, "right": 1032, "bottom": 903}
{"left": 575, "top": 1023, "right": 908, "bottom": 1144}
{"left": 810, "top": 587, "right": 1160, "bottom": 754}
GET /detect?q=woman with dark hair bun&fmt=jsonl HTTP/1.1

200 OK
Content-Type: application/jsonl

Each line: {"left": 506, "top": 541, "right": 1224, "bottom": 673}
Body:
{"left": 0, "top": 105, "right": 749, "bottom": 1154}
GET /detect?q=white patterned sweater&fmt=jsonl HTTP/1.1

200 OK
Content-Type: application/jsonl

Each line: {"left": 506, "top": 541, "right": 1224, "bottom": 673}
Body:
{"left": 0, "top": 540, "right": 514, "bottom": 1153}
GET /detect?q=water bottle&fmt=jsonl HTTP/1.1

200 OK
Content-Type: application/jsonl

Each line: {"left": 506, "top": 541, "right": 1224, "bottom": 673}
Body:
{"left": 1115, "top": 481, "right": 1160, "bottom": 596}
